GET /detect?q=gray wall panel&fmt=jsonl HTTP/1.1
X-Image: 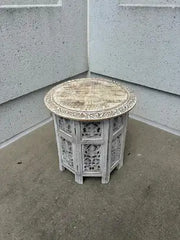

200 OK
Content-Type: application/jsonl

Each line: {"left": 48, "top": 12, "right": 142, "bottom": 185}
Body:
{"left": 0, "top": 86, "right": 51, "bottom": 143}
{"left": 0, "top": 72, "right": 88, "bottom": 144}
{"left": 0, "top": 0, "right": 88, "bottom": 104}
{"left": 89, "top": 0, "right": 180, "bottom": 95}
{"left": 120, "top": 0, "right": 180, "bottom": 4}
{"left": 0, "top": 0, "right": 59, "bottom": 5}
{"left": 91, "top": 73, "right": 180, "bottom": 134}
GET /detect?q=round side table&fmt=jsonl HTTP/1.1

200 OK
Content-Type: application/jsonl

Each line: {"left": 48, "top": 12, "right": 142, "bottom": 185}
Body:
{"left": 44, "top": 78, "right": 136, "bottom": 184}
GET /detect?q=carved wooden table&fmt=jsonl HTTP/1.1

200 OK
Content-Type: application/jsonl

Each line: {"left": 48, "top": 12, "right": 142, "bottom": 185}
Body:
{"left": 44, "top": 78, "right": 136, "bottom": 184}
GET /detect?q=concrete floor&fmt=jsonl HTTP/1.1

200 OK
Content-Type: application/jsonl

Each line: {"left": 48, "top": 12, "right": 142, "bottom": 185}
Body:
{"left": 0, "top": 119, "right": 180, "bottom": 240}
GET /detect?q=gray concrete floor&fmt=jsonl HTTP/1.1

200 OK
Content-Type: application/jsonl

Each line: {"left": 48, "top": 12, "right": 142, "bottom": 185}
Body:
{"left": 0, "top": 119, "right": 180, "bottom": 240}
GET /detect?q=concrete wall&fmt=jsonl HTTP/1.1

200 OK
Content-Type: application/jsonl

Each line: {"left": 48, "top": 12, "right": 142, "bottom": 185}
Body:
{"left": 0, "top": 0, "right": 60, "bottom": 6}
{"left": 0, "top": 73, "right": 87, "bottom": 147}
{"left": 119, "top": 0, "right": 180, "bottom": 5}
{"left": 0, "top": 0, "right": 88, "bottom": 145}
{"left": 89, "top": 0, "right": 180, "bottom": 135}
{"left": 91, "top": 73, "right": 180, "bottom": 135}
{"left": 1, "top": 0, "right": 180, "bottom": 146}
{"left": 0, "top": 0, "right": 87, "bottom": 104}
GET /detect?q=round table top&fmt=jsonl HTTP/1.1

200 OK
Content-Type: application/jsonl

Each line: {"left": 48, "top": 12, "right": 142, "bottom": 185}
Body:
{"left": 44, "top": 78, "right": 136, "bottom": 121}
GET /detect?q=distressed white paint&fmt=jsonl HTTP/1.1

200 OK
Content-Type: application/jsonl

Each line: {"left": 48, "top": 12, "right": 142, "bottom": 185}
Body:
{"left": 53, "top": 114, "right": 65, "bottom": 172}
{"left": 53, "top": 114, "right": 128, "bottom": 184}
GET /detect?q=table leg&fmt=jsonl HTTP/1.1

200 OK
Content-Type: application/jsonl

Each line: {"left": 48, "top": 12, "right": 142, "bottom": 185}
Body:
{"left": 101, "top": 173, "right": 110, "bottom": 184}
{"left": 75, "top": 174, "right": 83, "bottom": 184}
{"left": 117, "top": 113, "right": 128, "bottom": 170}
{"left": 101, "top": 119, "right": 111, "bottom": 184}
{"left": 53, "top": 114, "right": 65, "bottom": 172}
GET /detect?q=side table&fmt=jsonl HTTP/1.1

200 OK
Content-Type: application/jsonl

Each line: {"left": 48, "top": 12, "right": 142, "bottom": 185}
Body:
{"left": 44, "top": 78, "right": 136, "bottom": 184}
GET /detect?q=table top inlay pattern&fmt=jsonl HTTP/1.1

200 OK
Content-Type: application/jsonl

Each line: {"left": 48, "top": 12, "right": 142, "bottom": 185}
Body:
{"left": 44, "top": 78, "right": 136, "bottom": 121}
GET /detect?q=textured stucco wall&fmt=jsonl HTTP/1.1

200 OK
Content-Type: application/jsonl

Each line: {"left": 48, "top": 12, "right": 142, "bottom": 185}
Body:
{"left": 119, "top": 0, "right": 180, "bottom": 5}
{"left": 0, "top": 0, "right": 59, "bottom": 6}
{"left": 90, "top": 0, "right": 180, "bottom": 95}
{"left": 0, "top": 0, "right": 88, "bottom": 144}
{"left": 0, "top": 86, "right": 51, "bottom": 143}
{"left": 0, "top": 0, "right": 87, "bottom": 104}
{"left": 89, "top": 0, "right": 180, "bottom": 134}
{"left": 0, "top": 73, "right": 87, "bottom": 145}
{"left": 1, "top": 0, "right": 180, "bottom": 145}
{"left": 91, "top": 73, "right": 180, "bottom": 135}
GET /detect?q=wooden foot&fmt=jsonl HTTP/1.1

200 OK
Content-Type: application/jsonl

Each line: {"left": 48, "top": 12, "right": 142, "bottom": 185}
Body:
{"left": 101, "top": 174, "right": 110, "bottom": 184}
{"left": 59, "top": 165, "right": 65, "bottom": 172}
{"left": 117, "top": 161, "right": 123, "bottom": 170}
{"left": 75, "top": 174, "right": 83, "bottom": 184}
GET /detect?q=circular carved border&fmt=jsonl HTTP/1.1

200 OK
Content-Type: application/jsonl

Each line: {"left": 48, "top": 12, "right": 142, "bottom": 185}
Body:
{"left": 44, "top": 78, "right": 137, "bottom": 121}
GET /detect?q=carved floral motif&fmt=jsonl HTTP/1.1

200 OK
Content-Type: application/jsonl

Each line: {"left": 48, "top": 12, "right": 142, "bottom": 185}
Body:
{"left": 113, "top": 116, "right": 123, "bottom": 133}
{"left": 83, "top": 144, "right": 101, "bottom": 172}
{"left": 81, "top": 122, "right": 102, "bottom": 138}
{"left": 111, "top": 134, "right": 121, "bottom": 166}
{"left": 61, "top": 137, "right": 74, "bottom": 169}
{"left": 58, "top": 116, "right": 72, "bottom": 134}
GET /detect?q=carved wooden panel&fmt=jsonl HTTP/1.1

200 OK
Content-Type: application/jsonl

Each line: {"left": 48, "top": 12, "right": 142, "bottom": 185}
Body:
{"left": 111, "top": 134, "right": 122, "bottom": 166}
{"left": 83, "top": 144, "right": 101, "bottom": 172}
{"left": 81, "top": 122, "right": 102, "bottom": 138}
{"left": 113, "top": 116, "right": 123, "bottom": 133}
{"left": 58, "top": 116, "right": 72, "bottom": 135}
{"left": 52, "top": 111, "right": 130, "bottom": 184}
{"left": 61, "top": 137, "right": 74, "bottom": 169}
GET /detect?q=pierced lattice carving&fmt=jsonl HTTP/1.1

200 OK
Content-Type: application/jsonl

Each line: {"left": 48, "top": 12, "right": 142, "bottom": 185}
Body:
{"left": 111, "top": 134, "right": 121, "bottom": 166}
{"left": 113, "top": 116, "right": 123, "bottom": 133}
{"left": 58, "top": 117, "right": 72, "bottom": 134}
{"left": 61, "top": 138, "right": 74, "bottom": 168}
{"left": 81, "top": 122, "right": 102, "bottom": 138}
{"left": 83, "top": 145, "right": 101, "bottom": 172}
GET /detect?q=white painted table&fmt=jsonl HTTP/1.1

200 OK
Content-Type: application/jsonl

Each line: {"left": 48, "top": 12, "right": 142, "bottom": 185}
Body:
{"left": 44, "top": 78, "right": 136, "bottom": 184}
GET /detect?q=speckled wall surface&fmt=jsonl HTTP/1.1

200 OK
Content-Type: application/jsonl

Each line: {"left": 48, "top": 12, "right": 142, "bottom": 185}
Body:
{"left": 89, "top": 0, "right": 180, "bottom": 134}
{"left": 0, "top": 72, "right": 88, "bottom": 145}
{"left": 0, "top": 85, "right": 52, "bottom": 143}
{"left": 0, "top": 0, "right": 58, "bottom": 5}
{"left": 0, "top": 0, "right": 87, "bottom": 104}
{"left": 1, "top": 0, "right": 180, "bottom": 144}
{"left": 120, "top": 0, "right": 180, "bottom": 4}
{"left": 89, "top": 0, "right": 180, "bottom": 95}
{"left": 91, "top": 73, "right": 180, "bottom": 135}
{"left": 0, "top": 0, "right": 88, "bottom": 144}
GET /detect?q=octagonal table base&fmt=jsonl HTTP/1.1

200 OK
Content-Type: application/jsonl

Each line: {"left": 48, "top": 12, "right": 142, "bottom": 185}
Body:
{"left": 53, "top": 113, "right": 128, "bottom": 184}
